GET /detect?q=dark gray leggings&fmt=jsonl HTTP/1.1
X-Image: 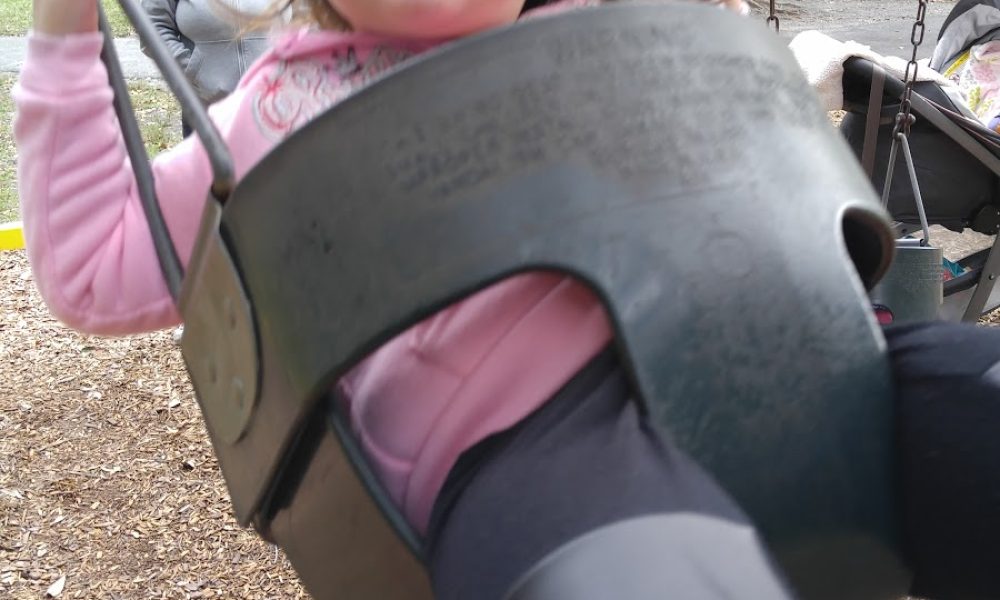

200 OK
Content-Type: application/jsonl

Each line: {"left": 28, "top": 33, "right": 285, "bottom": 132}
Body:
{"left": 426, "top": 323, "right": 1000, "bottom": 600}
{"left": 888, "top": 321, "right": 1000, "bottom": 600}
{"left": 424, "top": 348, "right": 794, "bottom": 600}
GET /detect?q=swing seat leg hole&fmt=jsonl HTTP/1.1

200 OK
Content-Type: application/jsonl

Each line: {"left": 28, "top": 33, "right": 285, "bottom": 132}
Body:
{"left": 841, "top": 207, "right": 895, "bottom": 290}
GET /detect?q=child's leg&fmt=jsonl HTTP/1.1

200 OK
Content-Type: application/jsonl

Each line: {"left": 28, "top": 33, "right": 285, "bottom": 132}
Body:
{"left": 424, "top": 348, "right": 793, "bottom": 600}
{"left": 886, "top": 321, "right": 1000, "bottom": 599}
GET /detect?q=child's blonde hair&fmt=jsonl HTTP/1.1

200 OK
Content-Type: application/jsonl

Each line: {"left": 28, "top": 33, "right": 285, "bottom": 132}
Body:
{"left": 233, "top": 1, "right": 741, "bottom": 36}
{"left": 277, "top": 0, "right": 348, "bottom": 30}
{"left": 213, "top": 0, "right": 348, "bottom": 33}
{"left": 238, "top": 0, "right": 561, "bottom": 33}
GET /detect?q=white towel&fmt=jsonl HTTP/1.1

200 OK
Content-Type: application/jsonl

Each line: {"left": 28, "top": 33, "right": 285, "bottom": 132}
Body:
{"left": 788, "top": 30, "right": 966, "bottom": 114}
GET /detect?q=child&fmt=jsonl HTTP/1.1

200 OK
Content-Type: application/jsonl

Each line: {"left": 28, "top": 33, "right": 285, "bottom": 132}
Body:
{"left": 15, "top": 0, "right": 790, "bottom": 598}
{"left": 14, "top": 0, "right": 1000, "bottom": 598}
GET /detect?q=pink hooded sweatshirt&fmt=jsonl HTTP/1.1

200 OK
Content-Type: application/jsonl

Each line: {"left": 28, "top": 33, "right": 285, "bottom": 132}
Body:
{"left": 14, "top": 0, "right": 611, "bottom": 532}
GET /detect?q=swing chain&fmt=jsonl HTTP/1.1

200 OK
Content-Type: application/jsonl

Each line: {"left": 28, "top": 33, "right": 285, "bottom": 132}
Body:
{"left": 766, "top": 0, "right": 779, "bottom": 32}
{"left": 882, "top": 0, "right": 933, "bottom": 246}
{"left": 895, "top": 0, "right": 928, "bottom": 137}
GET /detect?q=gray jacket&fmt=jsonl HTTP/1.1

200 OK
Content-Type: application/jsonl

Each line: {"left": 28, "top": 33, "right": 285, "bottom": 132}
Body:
{"left": 140, "top": 0, "right": 277, "bottom": 104}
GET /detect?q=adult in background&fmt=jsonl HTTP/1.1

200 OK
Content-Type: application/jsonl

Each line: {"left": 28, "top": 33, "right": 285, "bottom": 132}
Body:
{"left": 140, "top": 0, "right": 280, "bottom": 136}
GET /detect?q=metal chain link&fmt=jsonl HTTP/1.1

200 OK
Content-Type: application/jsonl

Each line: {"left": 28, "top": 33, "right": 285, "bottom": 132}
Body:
{"left": 894, "top": 0, "right": 928, "bottom": 137}
{"left": 766, "top": 0, "right": 779, "bottom": 32}
{"left": 882, "top": 0, "right": 932, "bottom": 245}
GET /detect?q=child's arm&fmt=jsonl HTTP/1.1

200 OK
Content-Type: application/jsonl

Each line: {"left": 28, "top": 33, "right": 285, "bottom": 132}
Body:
{"left": 15, "top": 3, "right": 217, "bottom": 335}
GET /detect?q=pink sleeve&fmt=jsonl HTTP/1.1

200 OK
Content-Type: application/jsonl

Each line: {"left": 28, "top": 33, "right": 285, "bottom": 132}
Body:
{"left": 14, "top": 32, "right": 218, "bottom": 336}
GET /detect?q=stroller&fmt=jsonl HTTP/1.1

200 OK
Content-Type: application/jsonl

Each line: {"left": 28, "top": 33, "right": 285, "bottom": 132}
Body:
{"left": 839, "top": 0, "right": 1000, "bottom": 322}
{"left": 99, "top": 0, "right": 925, "bottom": 598}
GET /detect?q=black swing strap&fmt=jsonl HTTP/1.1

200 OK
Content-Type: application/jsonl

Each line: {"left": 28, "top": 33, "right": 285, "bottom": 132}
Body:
{"left": 98, "top": 0, "right": 237, "bottom": 301}
{"left": 861, "top": 62, "right": 887, "bottom": 178}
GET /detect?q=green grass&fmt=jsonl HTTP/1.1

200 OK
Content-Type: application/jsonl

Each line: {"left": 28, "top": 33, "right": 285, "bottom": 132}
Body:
{"left": 0, "top": 75, "right": 15, "bottom": 223}
{"left": 1, "top": 73, "right": 182, "bottom": 223}
{"left": 0, "top": 0, "right": 134, "bottom": 37}
{"left": 129, "top": 80, "right": 184, "bottom": 158}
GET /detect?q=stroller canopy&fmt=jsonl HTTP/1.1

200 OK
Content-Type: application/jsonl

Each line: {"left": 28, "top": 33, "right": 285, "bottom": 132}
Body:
{"left": 931, "top": 0, "right": 1000, "bottom": 72}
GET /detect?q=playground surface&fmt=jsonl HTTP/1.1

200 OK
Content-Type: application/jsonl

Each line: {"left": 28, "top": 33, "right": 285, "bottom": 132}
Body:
{"left": 0, "top": 256, "right": 307, "bottom": 597}
{"left": 777, "top": 0, "right": 954, "bottom": 59}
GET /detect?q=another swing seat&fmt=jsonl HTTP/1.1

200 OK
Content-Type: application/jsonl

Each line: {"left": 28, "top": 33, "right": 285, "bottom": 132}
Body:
{"left": 125, "top": 3, "right": 911, "bottom": 599}
{"left": 839, "top": 57, "right": 1000, "bottom": 320}
{"left": 840, "top": 57, "right": 1000, "bottom": 235}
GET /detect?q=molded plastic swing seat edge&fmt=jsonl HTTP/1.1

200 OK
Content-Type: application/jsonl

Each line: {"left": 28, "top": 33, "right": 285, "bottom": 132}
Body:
{"left": 179, "top": 5, "right": 909, "bottom": 599}
{"left": 180, "top": 198, "right": 261, "bottom": 454}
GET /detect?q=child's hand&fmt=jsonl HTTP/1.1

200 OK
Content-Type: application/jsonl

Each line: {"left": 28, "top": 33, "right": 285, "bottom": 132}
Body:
{"left": 33, "top": 0, "right": 98, "bottom": 35}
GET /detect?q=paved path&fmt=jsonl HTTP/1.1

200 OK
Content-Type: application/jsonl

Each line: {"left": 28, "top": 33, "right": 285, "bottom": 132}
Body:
{"left": 0, "top": 35, "right": 160, "bottom": 79}
{"left": 776, "top": 0, "right": 953, "bottom": 60}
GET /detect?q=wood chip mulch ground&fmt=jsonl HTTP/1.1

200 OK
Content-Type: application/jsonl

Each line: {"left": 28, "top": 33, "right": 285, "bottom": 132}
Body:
{"left": 2, "top": 224, "right": 999, "bottom": 599}
{"left": 0, "top": 251, "right": 306, "bottom": 599}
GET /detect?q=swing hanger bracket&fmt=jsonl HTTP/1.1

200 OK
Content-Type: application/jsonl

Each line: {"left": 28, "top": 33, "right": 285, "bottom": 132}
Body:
{"left": 766, "top": 0, "right": 779, "bottom": 32}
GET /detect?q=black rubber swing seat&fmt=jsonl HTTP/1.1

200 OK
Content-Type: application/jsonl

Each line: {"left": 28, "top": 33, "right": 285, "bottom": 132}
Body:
{"left": 839, "top": 57, "right": 1000, "bottom": 320}
{"left": 840, "top": 57, "right": 1000, "bottom": 235}
{"left": 112, "top": 2, "right": 911, "bottom": 599}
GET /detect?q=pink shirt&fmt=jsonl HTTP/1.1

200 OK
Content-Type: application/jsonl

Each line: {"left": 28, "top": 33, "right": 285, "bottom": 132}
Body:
{"left": 14, "top": 1, "right": 610, "bottom": 532}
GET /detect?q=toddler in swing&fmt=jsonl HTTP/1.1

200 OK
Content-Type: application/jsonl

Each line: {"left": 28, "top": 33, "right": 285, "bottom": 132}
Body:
{"left": 14, "top": 0, "right": 791, "bottom": 596}
{"left": 14, "top": 0, "right": 1000, "bottom": 598}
